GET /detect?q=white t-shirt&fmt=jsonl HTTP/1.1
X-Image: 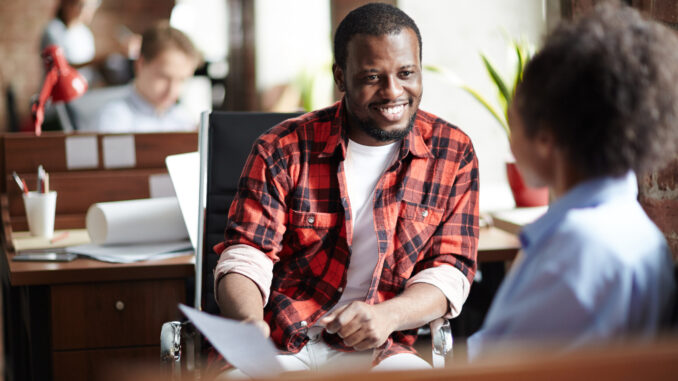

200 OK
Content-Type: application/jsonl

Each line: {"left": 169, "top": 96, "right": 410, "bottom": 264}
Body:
{"left": 333, "top": 139, "right": 400, "bottom": 310}
{"left": 41, "top": 18, "right": 95, "bottom": 65}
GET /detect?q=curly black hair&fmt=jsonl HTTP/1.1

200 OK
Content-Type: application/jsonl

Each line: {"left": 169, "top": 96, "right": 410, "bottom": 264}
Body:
{"left": 333, "top": 2, "right": 422, "bottom": 70}
{"left": 515, "top": 3, "right": 678, "bottom": 178}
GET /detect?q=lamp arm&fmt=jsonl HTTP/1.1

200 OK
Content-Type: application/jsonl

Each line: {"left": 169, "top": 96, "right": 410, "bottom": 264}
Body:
{"left": 32, "top": 66, "right": 59, "bottom": 136}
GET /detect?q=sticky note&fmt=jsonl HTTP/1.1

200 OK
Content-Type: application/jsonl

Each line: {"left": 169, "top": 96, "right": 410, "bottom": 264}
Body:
{"left": 65, "top": 136, "right": 98, "bottom": 170}
{"left": 102, "top": 135, "right": 136, "bottom": 169}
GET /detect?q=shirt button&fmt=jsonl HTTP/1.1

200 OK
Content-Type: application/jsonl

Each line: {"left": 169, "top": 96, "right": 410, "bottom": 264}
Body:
{"left": 422, "top": 210, "right": 429, "bottom": 217}
{"left": 337, "top": 287, "right": 344, "bottom": 293}
{"left": 300, "top": 320, "right": 308, "bottom": 327}
{"left": 307, "top": 216, "right": 315, "bottom": 224}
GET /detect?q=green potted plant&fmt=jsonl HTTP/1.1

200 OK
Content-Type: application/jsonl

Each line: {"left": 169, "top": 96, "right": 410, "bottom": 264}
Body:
{"left": 428, "top": 37, "right": 548, "bottom": 207}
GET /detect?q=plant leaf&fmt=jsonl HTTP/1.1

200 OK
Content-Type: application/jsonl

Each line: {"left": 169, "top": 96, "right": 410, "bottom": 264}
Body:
{"left": 481, "top": 54, "right": 511, "bottom": 106}
{"left": 461, "top": 85, "right": 510, "bottom": 137}
{"left": 513, "top": 40, "right": 524, "bottom": 94}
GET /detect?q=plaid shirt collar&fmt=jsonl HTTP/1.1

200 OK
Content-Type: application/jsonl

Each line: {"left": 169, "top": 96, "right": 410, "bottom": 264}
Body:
{"left": 320, "top": 99, "right": 434, "bottom": 161}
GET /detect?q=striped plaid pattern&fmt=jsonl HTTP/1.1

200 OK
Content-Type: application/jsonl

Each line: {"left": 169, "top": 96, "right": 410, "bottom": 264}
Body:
{"left": 216, "top": 100, "right": 479, "bottom": 363}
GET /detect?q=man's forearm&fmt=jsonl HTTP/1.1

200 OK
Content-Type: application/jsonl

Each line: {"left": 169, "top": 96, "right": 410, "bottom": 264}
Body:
{"left": 375, "top": 282, "right": 448, "bottom": 332}
{"left": 217, "top": 272, "right": 265, "bottom": 321}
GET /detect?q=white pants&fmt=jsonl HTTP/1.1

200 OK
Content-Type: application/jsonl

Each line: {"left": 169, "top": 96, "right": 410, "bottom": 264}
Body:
{"left": 223, "top": 329, "right": 430, "bottom": 379}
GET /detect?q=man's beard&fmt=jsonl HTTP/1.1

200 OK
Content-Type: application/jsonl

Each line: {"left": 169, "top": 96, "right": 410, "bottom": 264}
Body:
{"left": 354, "top": 109, "right": 418, "bottom": 142}
{"left": 346, "top": 95, "right": 419, "bottom": 142}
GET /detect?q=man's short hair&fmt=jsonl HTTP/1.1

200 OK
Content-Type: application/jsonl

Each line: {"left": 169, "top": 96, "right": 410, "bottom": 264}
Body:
{"left": 140, "top": 21, "right": 201, "bottom": 64}
{"left": 515, "top": 3, "right": 678, "bottom": 177}
{"left": 333, "top": 2, "right": 422, "bottom": 69}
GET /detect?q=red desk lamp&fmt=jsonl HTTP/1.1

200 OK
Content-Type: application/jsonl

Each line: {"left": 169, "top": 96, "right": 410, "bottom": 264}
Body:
{"left": 32, "top": 45, "right": 88, "bottom": 136}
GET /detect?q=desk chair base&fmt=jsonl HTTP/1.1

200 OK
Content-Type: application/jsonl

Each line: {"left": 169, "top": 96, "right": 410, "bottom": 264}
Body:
{"left": 161, "top": 321, "right": 198, "bottom": 379}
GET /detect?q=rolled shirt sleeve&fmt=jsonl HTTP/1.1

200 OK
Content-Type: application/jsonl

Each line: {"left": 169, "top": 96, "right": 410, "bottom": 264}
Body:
{"left": 214, "top": 244, "right": 274, "bottom": 306}
{"left": 406, "top": 264, "right": 471, "bottom": 319}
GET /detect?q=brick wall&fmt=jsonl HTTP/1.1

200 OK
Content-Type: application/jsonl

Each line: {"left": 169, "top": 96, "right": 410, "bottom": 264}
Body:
{"left": 640, "top": 162, "right": 678, "bottom": 257}
{"left": 0, "top": 0, "right": 174, "bottom": 132}
{"left": 0, "top": 0, "right": 55, "bottom": 132}
{"left": 633, "top": 0, "right": 678, "bottom": 259}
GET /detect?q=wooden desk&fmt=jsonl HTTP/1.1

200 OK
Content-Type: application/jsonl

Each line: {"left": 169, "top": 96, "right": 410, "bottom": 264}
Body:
{"left": 1, "top": 239, "right": 193, "bottom": 381}
{"left": 245, "top": 337, "right": 678, "bottom": 381}
{"left": 478, "top": 226, "right": 520, "bottom": 262}
{"left": 0, "top": 132, "right": 197, "bottom": 381}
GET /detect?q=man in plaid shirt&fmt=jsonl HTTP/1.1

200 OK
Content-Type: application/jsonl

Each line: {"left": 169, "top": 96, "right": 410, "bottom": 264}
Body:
{"left": 214, "top": 2, "right": 479, "bottom": 372}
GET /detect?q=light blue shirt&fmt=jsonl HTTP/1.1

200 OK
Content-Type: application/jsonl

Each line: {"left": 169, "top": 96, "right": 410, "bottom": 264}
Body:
{"left": 468, "top": 172, "right": 675, "bottom": 360}
{"left": 94, "top": 84, "right": 196, "bottom": 133}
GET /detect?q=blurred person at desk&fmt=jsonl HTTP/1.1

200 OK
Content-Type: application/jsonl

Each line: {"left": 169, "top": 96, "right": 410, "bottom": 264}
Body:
{"left": 92, "top": 21, "right": 201, "bottom": 133}
{"left": 468, "top": 3, "right": 677, "bottom": 360}
{"left": 213, "top": 2, "right": 478, "bottom": 373}
{"left": 41, "top": 0, "right": 141, "bottom": 86}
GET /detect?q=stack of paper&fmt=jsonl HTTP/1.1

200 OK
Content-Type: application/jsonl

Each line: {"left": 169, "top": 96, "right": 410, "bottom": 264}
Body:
{"left": 67, "top": 240, "right": 192, "bottom": 263}
{"left": 62, "top": 197, "right": 193, "bottom": 263}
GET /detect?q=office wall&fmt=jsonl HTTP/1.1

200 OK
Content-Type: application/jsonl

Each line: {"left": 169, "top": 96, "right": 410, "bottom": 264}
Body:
{"left": 400, "top": 0, "right": 549, "bottom": 211}
{"left": 0, "top": 0, "right": 175, "bottom": 133}
{"left": 254, "top": 0, "right": 549, "bottom": 210}
{"left": 255, "top": 0, "right": 334, "bottom": 112}
{"left": 0, "top": 0, "right": 53, "bottom": 133}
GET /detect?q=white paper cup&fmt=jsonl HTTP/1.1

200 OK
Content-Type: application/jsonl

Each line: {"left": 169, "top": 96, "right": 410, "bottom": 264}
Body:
{"left": 22, "top": 191, "right": 57, "bottom": 238}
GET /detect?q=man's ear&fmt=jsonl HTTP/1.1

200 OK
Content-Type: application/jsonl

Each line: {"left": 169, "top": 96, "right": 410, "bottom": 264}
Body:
{"left": 332, "top": 63, "right": 346, "bottom": 92}
{"left": 134, "top": 56, "right": 145, "bottom": 75}
{"left": 534, "top": 128, "right": 556, "bottom": 160}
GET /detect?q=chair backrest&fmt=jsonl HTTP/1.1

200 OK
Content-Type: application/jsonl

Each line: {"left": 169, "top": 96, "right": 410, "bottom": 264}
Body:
{"left": 196, "top": 111, "right": 302, "bottom": 313}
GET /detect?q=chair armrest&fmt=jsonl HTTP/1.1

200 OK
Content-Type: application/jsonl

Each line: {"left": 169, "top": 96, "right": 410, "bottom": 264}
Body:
{"left": 161, "top": 321, "right": 183, "bottom": 363}
{"left": 430, "top": 318, "right": 452, "bottom": 368}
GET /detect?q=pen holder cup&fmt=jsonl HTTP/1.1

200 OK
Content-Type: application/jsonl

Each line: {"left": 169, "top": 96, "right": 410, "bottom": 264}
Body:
{"left": 22, "top": 191, "right": 57, "bottom": 238}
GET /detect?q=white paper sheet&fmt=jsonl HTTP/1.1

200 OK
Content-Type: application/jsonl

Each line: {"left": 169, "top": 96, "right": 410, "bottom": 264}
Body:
{"left": 179, "top": 304, "right": 283, "bottom": 379}
{"left": 86, "top": 197, "right": 189, "bottom": 245}
{"left": 65, "top": 136, "right": 98, "bottom": 170}
{"left": 68, "top": 240, "right": 192, "bottom": 263}
{"left": 165, "top": 152, "right": 199, "bottom": 249}
{"left": 102, "top": 134, "right": 136, "bottom": 169}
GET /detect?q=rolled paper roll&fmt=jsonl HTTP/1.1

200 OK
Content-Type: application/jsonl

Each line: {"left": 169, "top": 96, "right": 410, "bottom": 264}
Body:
{"left": 86, "top": 197, "right": 188, "bottom": 245}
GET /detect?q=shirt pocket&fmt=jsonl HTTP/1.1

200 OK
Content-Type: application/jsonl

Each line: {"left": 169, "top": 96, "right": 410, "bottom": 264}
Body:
{"left": 388, "top": 201, "right": 445, "bottom": 278}
{"left": 398, "top": 201, "right": 444, "bottom": 225}
{"left": 286, "top": 209, "right": 341, "bottom": 250}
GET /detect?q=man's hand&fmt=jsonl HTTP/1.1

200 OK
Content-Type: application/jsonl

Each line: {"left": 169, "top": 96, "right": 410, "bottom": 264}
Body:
{"left": 317, "top": 301, "right": 395, "bottom": 351}
{"left": 243, "top": 318, "right": 271, "bottom": 338}
{"left": 317, "top": 283, "right": 449, "bottom": 351}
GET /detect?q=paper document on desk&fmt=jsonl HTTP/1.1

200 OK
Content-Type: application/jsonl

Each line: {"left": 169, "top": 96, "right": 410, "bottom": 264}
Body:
{"left": 86, "top": 197, "right": 188, "bottom": 245}
{"left": 179, "top": 304, "right": 283, "bottom": 378}
{"left": 67, "top": 240, "right": 192, "bottom": 263}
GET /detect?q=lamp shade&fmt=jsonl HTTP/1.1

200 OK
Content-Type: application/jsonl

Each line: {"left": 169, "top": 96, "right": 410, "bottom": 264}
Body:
{"left": 32, "top": 45, "right": 88, "bottom": 136}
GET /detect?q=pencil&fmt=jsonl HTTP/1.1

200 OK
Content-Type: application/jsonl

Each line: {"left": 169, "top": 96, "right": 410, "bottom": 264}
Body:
{"left": 50, "top": 231, "right": 69, "bottom": 244}
{"left": 12, "top": 171, "right": 28, "bottom": 194}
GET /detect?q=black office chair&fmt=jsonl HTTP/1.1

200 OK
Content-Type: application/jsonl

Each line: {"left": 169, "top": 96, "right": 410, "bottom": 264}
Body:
{"left": 160, "top": 110, "right": 452, "bottom": 377}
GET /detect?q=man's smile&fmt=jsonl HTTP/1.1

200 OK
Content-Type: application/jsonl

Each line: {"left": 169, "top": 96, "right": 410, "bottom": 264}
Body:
{"left": 372, "top": 101, "right": 409, "bottom": 122}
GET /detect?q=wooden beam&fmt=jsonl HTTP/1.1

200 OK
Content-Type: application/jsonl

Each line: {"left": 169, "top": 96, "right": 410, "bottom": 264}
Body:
{"left": 223, "top": 0, "right": 258, "bottom": 111}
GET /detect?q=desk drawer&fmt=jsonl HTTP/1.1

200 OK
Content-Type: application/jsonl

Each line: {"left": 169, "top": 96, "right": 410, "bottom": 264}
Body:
{"left": 51, "top": 279, "right": 185, "bottom": 350}
{"left": 52, "top": 345, "right": 158, "bottom": 381}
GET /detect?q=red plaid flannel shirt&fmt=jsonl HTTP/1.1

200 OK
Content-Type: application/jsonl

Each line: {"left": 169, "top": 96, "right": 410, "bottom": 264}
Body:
{"left": 215, "top": 100, "right": 478, "bottom": 363}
